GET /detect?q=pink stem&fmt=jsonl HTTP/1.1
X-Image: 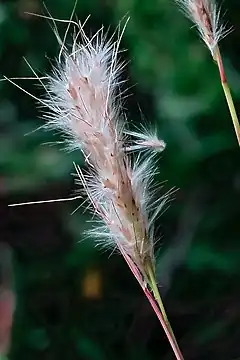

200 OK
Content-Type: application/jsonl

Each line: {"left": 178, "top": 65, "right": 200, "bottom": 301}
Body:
{"left": 142, "top": 286, "right": 184, "bottom": 360}
{"left": 120, "top": 249, "right": 184, "bottom": 360}
{"left": 215, "top": 47, "right": 227, "bottom": 84}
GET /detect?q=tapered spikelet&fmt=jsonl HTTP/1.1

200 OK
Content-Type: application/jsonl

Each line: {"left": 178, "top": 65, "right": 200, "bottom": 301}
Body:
{"left": 125, "top": 129, "right": 166, "bottom": 153}
{"left": 7, "top": 18, "right": 184, "bottom": 360}
{"left": 40, "top": 23, "right": 168, "bottom": 277}
{"left": 175, "top": 0, "right": 240, "bottom": 145}
{"left": 175, "top": 0, "right": 229, "bottom": 55}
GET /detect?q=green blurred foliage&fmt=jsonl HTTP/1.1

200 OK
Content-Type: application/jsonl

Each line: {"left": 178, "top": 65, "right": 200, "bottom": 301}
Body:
{"left": 1, "top": 0, "right": 240, "bottom": 359}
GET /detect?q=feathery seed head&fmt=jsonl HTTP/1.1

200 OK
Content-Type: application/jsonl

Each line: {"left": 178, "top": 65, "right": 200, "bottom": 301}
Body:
{"left": 125, "top": 129, "right": 166, "bottom": 153}
{"left": 25, "top": 19, "right": 167, "bottom": 277}
{"left": 6, "top": 14, "right": 186, "bottom": 358}
{"left": 44, "top": 30, "right": 123, "bottom": 153}
{"left": 175, "top": 0, "right": 229, "bottom": 56}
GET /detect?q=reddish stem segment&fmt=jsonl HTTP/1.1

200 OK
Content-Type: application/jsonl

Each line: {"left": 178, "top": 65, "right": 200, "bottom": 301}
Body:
{"left": 142, "top": 286, "right": 184, "bottom": 360}
{"left": 214, "top": 46, "right": 240, "bottom": 145}
{"left": 215, "top": 47, "right": 227, "bottom": 84}
{"left": 120, "top": 249, "right": 184, "bottom": 360}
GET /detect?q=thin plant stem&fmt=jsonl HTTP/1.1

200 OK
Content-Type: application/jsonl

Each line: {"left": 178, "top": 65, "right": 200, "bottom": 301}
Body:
{"left": 214, "top": 46, "right": 240, "bottom": 146}
{"left": 147, "top": 263, "right": 168, "bottom": 321}
{"left": 120, "top": 249, "right": 184, "bottom": 360}
{"left": 142, "top": 286, "right": 184, "bottom": 360}
{"left": 146, "top": 263, "right": 183, "bottom": 357}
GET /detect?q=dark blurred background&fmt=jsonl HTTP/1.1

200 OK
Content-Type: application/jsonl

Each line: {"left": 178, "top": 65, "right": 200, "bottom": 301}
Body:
{"left": 0, "top": 0, "right": 240, "bottom": 359}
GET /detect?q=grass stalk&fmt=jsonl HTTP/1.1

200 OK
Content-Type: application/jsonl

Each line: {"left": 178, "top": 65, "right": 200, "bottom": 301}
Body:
{"left": 121, "top": 250, "right": 184, "bottom": 360}
{"left": 214, "top": 46, "right": 240, "bottom": 145}
{"left": 146, "top": 263, "right": 184, "bottom": 359}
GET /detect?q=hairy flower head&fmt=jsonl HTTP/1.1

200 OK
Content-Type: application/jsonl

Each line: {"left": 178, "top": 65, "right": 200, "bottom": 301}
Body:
{"left": 125, "top": 129, "right": 166, "bottom": 153}
{"left": 4, "top": 16, "right": 168, "bottom": 279}
{"left": 175, "top": 0, "right": 230, "bottom": 56}
{"left": 37, "top": 20, "right": 167, "bottom": 277}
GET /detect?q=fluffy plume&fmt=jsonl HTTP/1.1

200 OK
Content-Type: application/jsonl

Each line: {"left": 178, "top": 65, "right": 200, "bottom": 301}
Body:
{"left": 175, "top": 0, "right": 229, "bottom": 55}
{"left": 37, "top": 21, "right": 167, "bottom": 276}
{"left": 6, "top": 16, "right": 185, "bottom": 360}
{"left": 125, "top": 129, "right": 166, "bottom": 153}
{"left": 174, "top": 0, "right": 240, "bottom": 146}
